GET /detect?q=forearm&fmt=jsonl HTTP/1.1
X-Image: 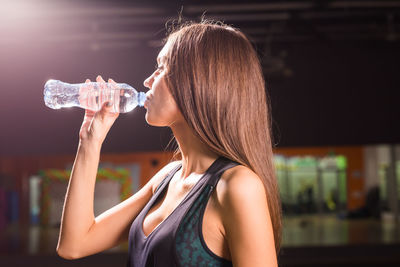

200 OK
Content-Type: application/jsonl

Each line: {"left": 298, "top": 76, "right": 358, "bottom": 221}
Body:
{"left": 57, "top": 141, "right": 101, "bottom": 255}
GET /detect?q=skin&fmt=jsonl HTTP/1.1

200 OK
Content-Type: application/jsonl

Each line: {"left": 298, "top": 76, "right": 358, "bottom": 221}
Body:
{"left": 57, "top": 41, "right": 277, "bottom": 267}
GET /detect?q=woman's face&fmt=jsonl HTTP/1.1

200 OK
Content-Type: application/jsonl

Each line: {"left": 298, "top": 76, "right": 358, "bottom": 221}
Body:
{"left": 143, "top": 41, "right": 183, "bottom": 127}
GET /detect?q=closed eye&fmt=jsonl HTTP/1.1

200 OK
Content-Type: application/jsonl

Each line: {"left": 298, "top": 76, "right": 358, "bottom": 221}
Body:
{"left": 155, "top": 65, "right": 164, "bottom": 73}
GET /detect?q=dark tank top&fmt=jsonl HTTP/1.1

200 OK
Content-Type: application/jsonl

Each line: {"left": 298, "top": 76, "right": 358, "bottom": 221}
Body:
{"left": 127, "top": 157, "right": 238, "bottom": 267}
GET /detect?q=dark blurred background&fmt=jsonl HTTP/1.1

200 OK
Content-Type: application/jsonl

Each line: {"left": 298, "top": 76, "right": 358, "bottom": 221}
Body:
{"left": 0, "top": 0, "right": 400, "bottom": 266}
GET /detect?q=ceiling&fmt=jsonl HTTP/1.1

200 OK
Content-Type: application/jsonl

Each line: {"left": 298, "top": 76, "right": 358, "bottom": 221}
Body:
{"left": 2, "top": 0, "right": 400, "bottom": 49}
{"left": 3, "top": 0, "right": 398, "bottom": 77}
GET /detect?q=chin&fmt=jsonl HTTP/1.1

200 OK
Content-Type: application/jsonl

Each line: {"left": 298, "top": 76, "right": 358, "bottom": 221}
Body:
{"left": 145, "top": 112, "right": 165, "bottom": 127}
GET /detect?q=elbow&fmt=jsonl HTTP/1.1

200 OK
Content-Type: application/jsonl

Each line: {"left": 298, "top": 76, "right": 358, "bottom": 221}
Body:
{"left": 56, "top": 244, "right": 82, "bottom": 260}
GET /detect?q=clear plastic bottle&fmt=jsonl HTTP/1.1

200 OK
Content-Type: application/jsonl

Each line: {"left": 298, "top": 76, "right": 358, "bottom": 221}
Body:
{"left": 44, "top": 79, "right": 145, "bottom": 113}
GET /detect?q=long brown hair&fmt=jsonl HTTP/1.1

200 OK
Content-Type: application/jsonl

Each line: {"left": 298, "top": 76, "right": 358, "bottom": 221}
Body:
{"left": 164, "top": 21, "right": 282, "bottom": 255}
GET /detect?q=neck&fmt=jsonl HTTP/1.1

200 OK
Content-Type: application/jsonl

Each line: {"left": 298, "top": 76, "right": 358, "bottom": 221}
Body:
{"left": 171, "top": 122, "right": 219, "bottom": 179}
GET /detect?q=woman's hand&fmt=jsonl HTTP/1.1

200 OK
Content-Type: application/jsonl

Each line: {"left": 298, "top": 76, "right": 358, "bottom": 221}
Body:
{"left": 79, "top": 75, "right": 120, "bottom": 146}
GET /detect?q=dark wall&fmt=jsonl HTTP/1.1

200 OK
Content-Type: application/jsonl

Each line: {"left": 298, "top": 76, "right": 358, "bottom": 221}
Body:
{"left": 0, "top": 42, "right": 174, "bottom": 155}
{"left": 268, "top": 41, "right": 400, "bottom": 147}
{"left": 0, "top": 8, "right": 399, "bottom": 155}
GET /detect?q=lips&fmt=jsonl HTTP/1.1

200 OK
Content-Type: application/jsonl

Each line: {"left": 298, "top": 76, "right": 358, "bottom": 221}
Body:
{"left": 144, "top": 91, "right": 153, "bottom": 108}
{"left": 145, "top": 91, "right": 153, "bottom": 99}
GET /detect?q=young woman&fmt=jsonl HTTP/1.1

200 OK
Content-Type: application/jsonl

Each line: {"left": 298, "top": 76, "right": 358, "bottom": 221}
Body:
{"left": 57, "top": 21, "right": 282, "bottom": 267}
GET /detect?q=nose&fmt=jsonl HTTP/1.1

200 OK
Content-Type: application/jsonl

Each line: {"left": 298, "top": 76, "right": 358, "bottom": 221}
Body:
{"left": 143, "top": 74, "right": 154, "bottom": 89}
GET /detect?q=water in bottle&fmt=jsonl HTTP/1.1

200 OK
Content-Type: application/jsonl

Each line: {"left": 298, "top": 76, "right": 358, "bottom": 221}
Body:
{"left": 44, "top": 79, "right": 146, "bottom": 113}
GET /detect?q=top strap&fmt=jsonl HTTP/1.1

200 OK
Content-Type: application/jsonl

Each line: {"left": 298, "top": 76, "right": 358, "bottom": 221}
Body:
{"left": 154, "top": 163, "right": 182, "bottom": 194}
{"left": 206, "top": 157, "right": 239, "bottom": 188}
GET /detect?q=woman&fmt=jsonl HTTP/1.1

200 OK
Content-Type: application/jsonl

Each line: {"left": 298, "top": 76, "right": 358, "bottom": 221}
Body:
{"left": 57, "top": 21, "right": 282, "bottom": 267}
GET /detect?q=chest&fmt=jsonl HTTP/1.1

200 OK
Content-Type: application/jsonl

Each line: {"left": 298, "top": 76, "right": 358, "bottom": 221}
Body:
{"left": 142, "top": 178, "right": 195, "bottom": 237}
{"left": 142, "top": 178, "right": 230, "bottom": 260}
{"left": 127, "top": 159, "right": 239, "bottom": 267}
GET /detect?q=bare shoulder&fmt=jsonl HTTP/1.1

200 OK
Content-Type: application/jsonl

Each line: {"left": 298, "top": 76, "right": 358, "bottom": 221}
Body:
{"left": 217, "top": 165, "right": 277, "bottom": 266}
{"left": 149, "top": 160, "right": 181, "bottom": 194}
{"left": 218, "top": 165, "right": 267, "bottom": 204}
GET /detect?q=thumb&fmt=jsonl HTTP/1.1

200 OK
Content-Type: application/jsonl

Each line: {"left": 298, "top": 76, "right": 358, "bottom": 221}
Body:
{"left": 99, "top": 101, "right": 119, "bottom": 117}
{"left": 103, "top": 101, "right": 113, "bottom": 111}
{"left": 105, "top": 101, "right": 113, "bottom": 108}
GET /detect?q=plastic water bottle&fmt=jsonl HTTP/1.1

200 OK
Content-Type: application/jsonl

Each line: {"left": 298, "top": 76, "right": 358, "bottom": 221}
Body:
{"left": 44, "top": 79, "right": 146, "bottom": 113}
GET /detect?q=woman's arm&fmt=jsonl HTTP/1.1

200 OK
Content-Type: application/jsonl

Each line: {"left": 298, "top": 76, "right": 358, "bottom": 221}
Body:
{"left": 56, "top": 76, "right": 178, "bottom": 259}
{"left": 220, "top": 166, "right": 278, "bottom": 267}
{"left": 57, "top": 143, "right": 178, "bottom": 259}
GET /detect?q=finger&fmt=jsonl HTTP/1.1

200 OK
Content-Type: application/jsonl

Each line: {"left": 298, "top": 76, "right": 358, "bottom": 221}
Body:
{"left": 106, "top": 79, "right": 115, "bottom": 111}
{"left": 105, "top": 101, "right": 120, "bottom": 115}
{"left": 96, "top": 75, "right": 105, "bottom": 83}
{"left": 108, "top": 78, "right": 117, "bottom": 92}
{"left": 82, "top": 79, "right": 93, "bottom": 91}
{"left": 99, "top": 101, "right": 114, "bottom": 115}
{"left": 80, "top": 79, "right": 92, "bottom": 107}
{"left": 85, "top": 108, "right": 95, "bottom": 117}
{"left": 96, "top": 75, "right": 106, "bottom": 111}
{"left": 109, "top": 79, "right": 120, "bottom": 112}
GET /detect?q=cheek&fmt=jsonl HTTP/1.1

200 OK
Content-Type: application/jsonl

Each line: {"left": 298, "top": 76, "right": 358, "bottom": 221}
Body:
{"left": 145, "top": 101, "right": 181, "bottom": 127}
{"left": 145, "top": 84, "right": 182, "bottom": 126}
